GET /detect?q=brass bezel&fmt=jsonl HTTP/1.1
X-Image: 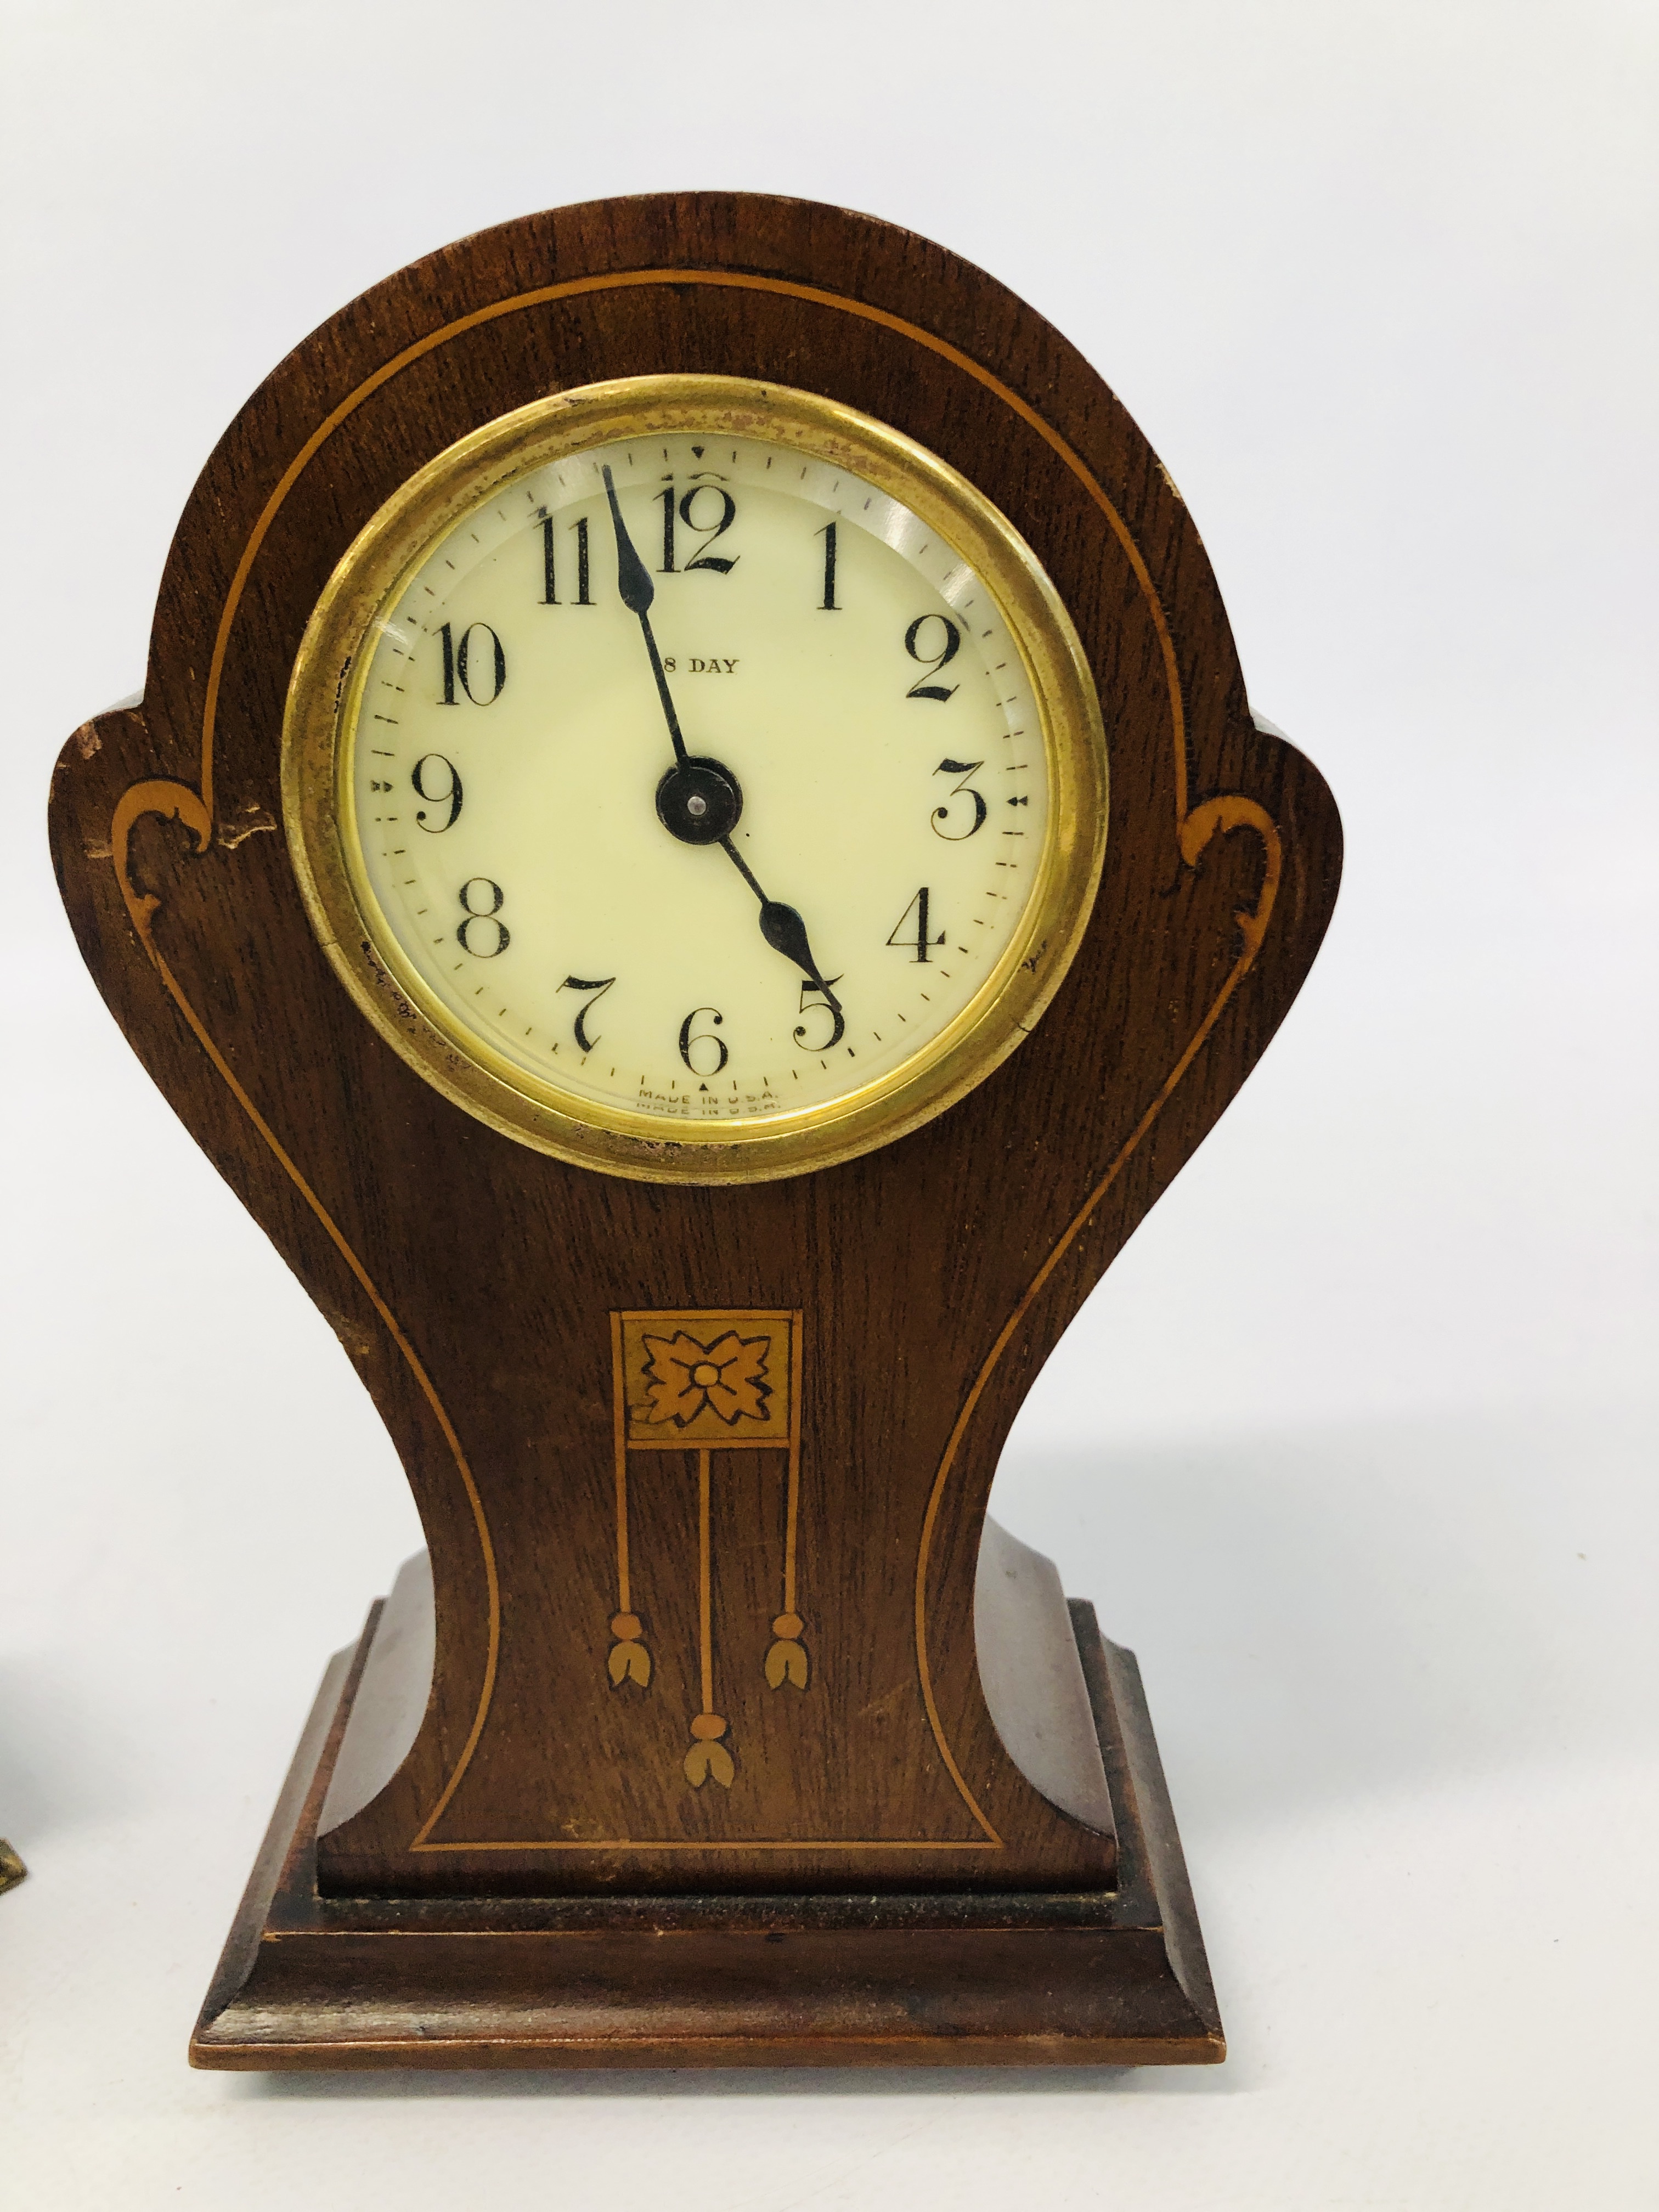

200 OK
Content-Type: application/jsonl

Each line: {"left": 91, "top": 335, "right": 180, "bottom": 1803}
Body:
{"left": 283, "top": 375, "right": 1108, "bottom": 1183}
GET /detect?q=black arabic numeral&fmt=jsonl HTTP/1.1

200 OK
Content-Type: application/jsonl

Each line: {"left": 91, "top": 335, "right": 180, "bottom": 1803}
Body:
{"left": 904, "top": 614, "right": 960, "bottom": 702}
{"left": 558, "top": 974, "right": 616, "bottom": 1054}
{"left": 541, "top": 515, "right": 595, "bottom": 606}
{"left": 456, "top": 877, "right": 509, "bottom": 956}
{"left": 887, "top": 887, "right": 945, "bottom": 963}
{"left": 459, "top": 623, "right": 505, "bottom": 702}
{"left": 681, "top": 484, "right": 738, "bottom": 573}
{"left": 794, "top": 977, "right": 845, "bottom": 1051}
{"left": 930, "top": 758, "right": 987, "bottom": 840}
{"left": 679, "top": 1006, "right": 729, "bottom": 1076}
{"left": 657, "top": 482, "right": 740, "bottom": 576}
{"left": 411, "top": 753, "right": 463, "bottom": 832}
{"left": 438, "top": 621, "right": 506, "bottom": 705}
{"left": 817, "top": 519, "right": 839, "bottom": 610}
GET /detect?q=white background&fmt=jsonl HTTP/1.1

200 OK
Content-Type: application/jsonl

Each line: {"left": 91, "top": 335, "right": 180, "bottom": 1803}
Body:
{"left": 3, "top": 2, "right": 1656, "bottom": 2205}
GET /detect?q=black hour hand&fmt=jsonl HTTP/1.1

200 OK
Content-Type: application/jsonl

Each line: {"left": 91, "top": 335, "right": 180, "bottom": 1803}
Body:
{"left": 760, "top": 899, "right": 837, "bottom": 1000}
{"left": 717, "top": 835, "right": 841, "bottom": 1010}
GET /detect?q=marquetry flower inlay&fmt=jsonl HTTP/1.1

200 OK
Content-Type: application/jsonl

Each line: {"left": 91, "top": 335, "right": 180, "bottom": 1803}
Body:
{"left": 640, "top": 1330, "right": 772, "bottom": 1427}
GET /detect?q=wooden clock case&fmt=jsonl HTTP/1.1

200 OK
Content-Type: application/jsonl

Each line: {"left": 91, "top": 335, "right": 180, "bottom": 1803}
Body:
{"left": 48, "top": 192, "right": 1341, "bottom": 2068}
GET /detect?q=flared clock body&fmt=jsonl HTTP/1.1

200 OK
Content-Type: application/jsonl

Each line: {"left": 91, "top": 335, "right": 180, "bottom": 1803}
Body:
{"left": 48, "top": 192, "right": 1341, "bottom": 2068}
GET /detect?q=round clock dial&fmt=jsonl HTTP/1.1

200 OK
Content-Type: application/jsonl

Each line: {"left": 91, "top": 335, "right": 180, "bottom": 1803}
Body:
{"left": 285, "top": 379, "right": 1107, "bottom": 1181}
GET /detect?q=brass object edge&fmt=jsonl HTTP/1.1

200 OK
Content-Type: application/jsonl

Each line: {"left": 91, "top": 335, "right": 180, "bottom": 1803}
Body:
{"left": 281, "top": 374, "right": 1109, "bottom": 1185}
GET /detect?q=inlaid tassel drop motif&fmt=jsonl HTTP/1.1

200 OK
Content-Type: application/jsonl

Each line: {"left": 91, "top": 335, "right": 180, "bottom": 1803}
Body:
{"left": 607, "top": 1309, "right": 806, "bottom": 1791}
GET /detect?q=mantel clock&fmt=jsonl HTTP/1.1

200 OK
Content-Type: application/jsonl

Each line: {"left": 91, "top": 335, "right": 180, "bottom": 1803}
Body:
{"left": 49, "top": 193, "right": 1341, "bottom": 2069}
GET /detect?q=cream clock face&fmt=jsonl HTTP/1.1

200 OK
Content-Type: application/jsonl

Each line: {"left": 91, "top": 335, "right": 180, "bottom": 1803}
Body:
{"left": 287, "top": 379, "right": 1107, "bottom": 1181}
{"left": 349, "top": 436, "right": 1047, "bottom": 1124}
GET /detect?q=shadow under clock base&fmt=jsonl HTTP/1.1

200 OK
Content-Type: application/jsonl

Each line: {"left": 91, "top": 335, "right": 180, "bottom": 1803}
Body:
{"left": 190, "top": 1596, "right": 1223, "bottom": 2071}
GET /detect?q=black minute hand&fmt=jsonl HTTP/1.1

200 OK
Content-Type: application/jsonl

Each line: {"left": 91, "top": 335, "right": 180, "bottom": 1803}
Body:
{"left": 601, "top": 462, "right": 687, "bottom": 765}
{"left": 719, "top": 837, "right": 843, "bottom": 1012}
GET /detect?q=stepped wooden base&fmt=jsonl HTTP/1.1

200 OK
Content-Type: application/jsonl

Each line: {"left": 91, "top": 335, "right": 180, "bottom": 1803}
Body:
{"left": 190, "top": 1601, "right": 1222, "bottom": 2070}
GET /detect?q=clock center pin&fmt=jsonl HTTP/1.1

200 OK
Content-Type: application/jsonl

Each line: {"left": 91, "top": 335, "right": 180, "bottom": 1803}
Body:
{"left": 655, "top": 754, "right": 743, "bottom": 845}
